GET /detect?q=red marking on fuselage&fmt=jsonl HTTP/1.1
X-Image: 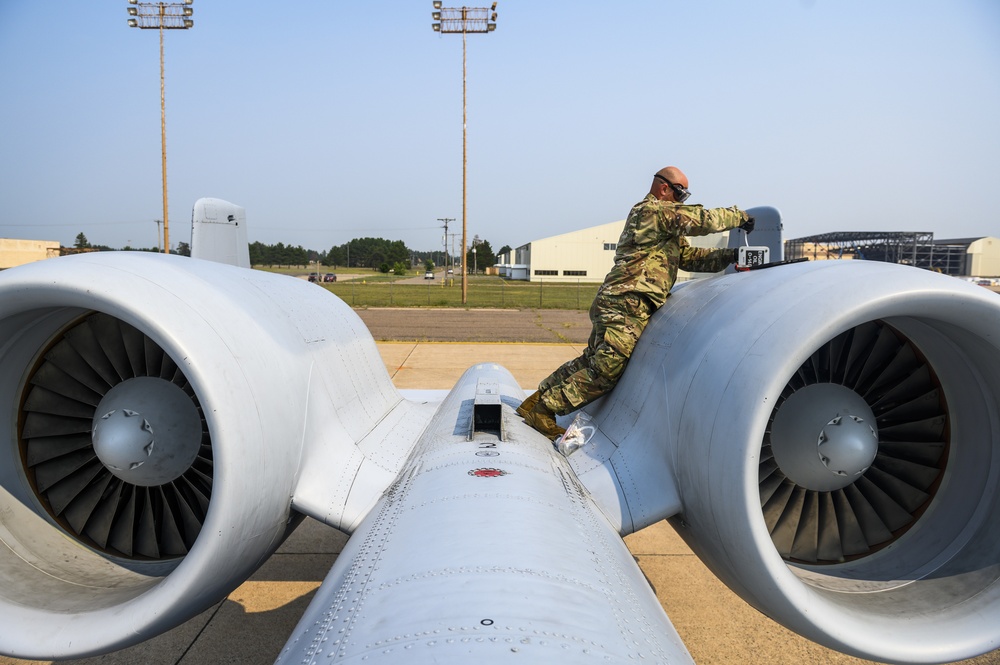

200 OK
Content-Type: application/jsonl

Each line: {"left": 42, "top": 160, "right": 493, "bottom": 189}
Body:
{"left": 469, "top": 468, "right": 506, "bottom": 478}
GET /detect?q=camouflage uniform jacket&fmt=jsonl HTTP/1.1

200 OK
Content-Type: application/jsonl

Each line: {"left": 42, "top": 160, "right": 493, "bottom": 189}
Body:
{"left": 600, "top": 194, "right": 750, "bottom": 309}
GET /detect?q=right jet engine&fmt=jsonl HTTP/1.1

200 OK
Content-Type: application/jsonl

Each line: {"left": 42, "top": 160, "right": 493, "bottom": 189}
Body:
{"left": 585, "top": 259, "right": 1000, "bottom": 664}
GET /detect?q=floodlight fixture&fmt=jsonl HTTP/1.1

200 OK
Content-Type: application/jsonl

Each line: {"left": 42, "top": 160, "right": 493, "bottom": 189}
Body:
{"left": 125, "top": 1, "right": 194, "bottom": 30}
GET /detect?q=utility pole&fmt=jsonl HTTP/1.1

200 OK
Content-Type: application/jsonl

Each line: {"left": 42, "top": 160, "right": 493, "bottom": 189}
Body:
{"left": 127, "top": 0, "right": 194, "bottom": 254}
{"left": 438, "top": 217, "right": 455, "bottom": 277}
{"left": 431, "top": 2, "right": 498, "bottom": 303}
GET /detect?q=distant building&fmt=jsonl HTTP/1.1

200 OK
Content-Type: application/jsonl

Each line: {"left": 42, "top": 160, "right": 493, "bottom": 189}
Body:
{"left": 497, "top": 220, "right": 730, "bottom": 283}
{"left": 936, "top": 237, "right": 1000, "bottom": 277}
{"left": 785, "top": 232, "right": 1000, "bottom": 277}
{"left": 0, "top": 238, "right": 61, "bottom": 269}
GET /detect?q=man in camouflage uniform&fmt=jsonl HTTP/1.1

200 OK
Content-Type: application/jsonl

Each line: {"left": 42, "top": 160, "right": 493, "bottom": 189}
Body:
{"left": 517, "top": 166, "right": 755, "bottom": 439}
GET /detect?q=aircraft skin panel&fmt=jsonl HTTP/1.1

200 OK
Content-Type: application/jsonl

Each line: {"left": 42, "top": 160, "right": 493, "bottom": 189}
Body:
{"left": 294, "top": 397, "right": 438, "bottom": 532}
{"left": 279, "top": 364, "right": 694, "bottom": 664}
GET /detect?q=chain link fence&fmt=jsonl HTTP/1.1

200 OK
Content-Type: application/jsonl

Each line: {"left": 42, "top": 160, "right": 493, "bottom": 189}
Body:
{"left": 324, "top": 278, "right": 599, "bottom": 309}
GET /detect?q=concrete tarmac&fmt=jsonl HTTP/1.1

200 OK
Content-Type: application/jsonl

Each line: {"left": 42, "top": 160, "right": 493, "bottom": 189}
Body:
{"left": 2, "top": 341, "right": 998, "bottom": 665}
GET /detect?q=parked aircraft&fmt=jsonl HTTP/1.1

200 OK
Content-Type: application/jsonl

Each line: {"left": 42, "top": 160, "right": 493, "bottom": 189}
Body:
{"left": 0, "top": 201, "right": 997, "bottom": 663}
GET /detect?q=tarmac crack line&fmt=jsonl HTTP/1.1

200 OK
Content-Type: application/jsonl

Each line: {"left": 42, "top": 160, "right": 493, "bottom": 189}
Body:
{"left": 175, "top": 600, "right": 228, "bottom": 665}
{"left": 533, "top": 313, "right": 574, "bottom": 344}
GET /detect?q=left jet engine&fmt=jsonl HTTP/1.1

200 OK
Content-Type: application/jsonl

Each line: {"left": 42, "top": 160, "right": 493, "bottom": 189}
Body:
{"left": 0, "top": 252, "right": 398, "bottom": 659}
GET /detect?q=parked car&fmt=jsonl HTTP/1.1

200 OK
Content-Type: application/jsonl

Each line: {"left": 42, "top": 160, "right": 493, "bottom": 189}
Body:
{"left": 323, "top": 273, "right": 337, "bottom": 283}
{"left": 307, "top": 272, "right": 320, "bottom": 283}
{"left": 424, "top": 271, "right": 434, "bottom": 280}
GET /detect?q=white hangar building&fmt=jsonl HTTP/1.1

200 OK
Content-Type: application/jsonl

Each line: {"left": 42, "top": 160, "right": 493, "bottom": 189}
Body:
{"left": 498, "top": 220, "right": 730, "bottom": 283}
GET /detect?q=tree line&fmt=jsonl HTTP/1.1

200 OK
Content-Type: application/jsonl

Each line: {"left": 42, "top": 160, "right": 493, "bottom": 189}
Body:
{"left": 73, "top": 232, "right": 190, "bottom": 256}
{"left": 72, "top": 231, "right": 510, "bottom": 273}
{"left": 256, "top": 236, "right": 508, "bottom": 273}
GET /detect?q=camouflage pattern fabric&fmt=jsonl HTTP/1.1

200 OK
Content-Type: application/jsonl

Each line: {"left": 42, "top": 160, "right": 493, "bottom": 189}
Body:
{"left": 535, "top": 194, "right": 749, "bottom": 416}
{"left": 601, "top": 194, "right": 748, "bottom": 308}
{"left": 539, "top": 291, "right": 652, "bottom": 415}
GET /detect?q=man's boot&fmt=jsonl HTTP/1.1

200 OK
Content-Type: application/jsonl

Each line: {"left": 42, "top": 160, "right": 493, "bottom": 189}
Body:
{"left": 516, "top": 390, "right": 541, "bottom": 418}
{"left": 521, "top": 396, "right": 566, "bottom": 441}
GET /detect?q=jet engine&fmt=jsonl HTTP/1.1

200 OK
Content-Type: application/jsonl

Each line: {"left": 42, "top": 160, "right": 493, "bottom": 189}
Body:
{"left": 584, "top": 259, "right": 1000, "bottom": 663}
{"left": 0, "top": 252, "right": 401, "bottom": 659}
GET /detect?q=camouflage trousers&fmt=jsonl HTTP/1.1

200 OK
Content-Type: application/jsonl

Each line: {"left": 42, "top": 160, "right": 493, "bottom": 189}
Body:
{"left": 538, "top": 291, "right": 653, "bottom": 416}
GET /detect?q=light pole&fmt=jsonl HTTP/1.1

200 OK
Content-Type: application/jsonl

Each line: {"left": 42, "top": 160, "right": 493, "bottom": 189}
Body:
{"left": 127, "top": 0, "right": 194, "bottom": 254}
{"left": 472, "top": 246, "right": 477, "bottom": 276}
{"left": 432, "top": 1, "right": 497, "bottom": 303}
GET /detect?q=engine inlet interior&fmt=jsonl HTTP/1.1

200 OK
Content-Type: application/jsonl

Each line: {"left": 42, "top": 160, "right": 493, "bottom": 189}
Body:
{"left": 18, "top": 311, "right": 213, "bottom": 561}
{"left": 759, "top": 320, "right": 947, "bottom": 564}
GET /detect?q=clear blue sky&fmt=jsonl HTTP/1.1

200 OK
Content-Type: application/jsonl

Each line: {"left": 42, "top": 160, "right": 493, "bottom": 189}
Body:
{"left": 1, "top": 1, "right": 998, "bottom": 254}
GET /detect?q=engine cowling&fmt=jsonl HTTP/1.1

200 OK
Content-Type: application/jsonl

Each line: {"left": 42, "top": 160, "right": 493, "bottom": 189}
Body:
{"left": 584, "top": 259, "right": 1000, "bottom": 663}
{"left": 0, "top": 252, "right": 399, "bottom": 659}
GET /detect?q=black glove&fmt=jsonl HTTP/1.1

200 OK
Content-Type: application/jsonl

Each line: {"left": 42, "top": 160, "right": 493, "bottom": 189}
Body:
{"left": 739, "top": 215, "right": 755, "bottom": 234}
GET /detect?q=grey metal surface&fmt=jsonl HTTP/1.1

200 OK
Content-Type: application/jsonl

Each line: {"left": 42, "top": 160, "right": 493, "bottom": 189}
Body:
{"left": 279, "top": 364, "right": 693, "bottom": 664}
{"left": 574, "top": 259, "right": 1000, "bottom": 663}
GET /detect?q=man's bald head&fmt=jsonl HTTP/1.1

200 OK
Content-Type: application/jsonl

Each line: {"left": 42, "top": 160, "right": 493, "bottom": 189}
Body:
{"left": 650, "top": 166, "right": 689, "bottom": 201}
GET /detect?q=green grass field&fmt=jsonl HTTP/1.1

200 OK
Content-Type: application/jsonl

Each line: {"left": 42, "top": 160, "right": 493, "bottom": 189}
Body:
{"left": 254, "top": 267, "right": 599, "bottom": 309}
{"left": 323, "top": 277, "right": 599, "bottom": 309}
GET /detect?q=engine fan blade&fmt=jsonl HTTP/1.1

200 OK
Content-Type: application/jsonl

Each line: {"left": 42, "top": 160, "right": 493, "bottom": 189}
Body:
{"left": 89, "top": 314, "right": 133, "bottom": 382}
{"left": 108, "top": 487, "right": 137, "bottom": 557}
{"left": 63, "top": 473, "right": 114, "bottom": 535}
{"left": 23, "top": 385, "right": 95, "bottom": 419}
{"left": 815, "top": 492, "right": 843, "bottom": 561}
{"left": 65, "top": 320, "right": 121, "bottom": 388}
{"left": 29, "top": 363, "right": 102, "bottom": 406}
{"left": 42, "top": 341, "right": 111, "bottom": 397}
{"left": 84, "top": 480, "right": 125, "bottom": 549}
{"left": 25, "top": 433, "right": 93, "bottom": 466}
{"left": 44, "top": 459, "right": 104, "bottom": 516}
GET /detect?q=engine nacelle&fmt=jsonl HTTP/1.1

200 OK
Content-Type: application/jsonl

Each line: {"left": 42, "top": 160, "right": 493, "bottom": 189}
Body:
{"left": 579, "top": 259, "right": 1000, "bottom": 663}
{"left": 0, "top": 252, "right": 402, "bottom": 659}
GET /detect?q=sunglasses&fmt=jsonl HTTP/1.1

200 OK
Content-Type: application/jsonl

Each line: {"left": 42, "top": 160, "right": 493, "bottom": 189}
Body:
{"left": 655, "top": 174, "right": 691, "bottom": 203}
